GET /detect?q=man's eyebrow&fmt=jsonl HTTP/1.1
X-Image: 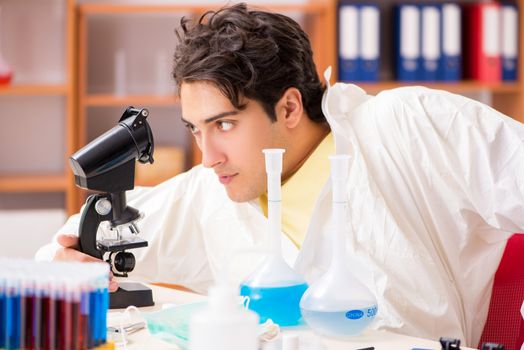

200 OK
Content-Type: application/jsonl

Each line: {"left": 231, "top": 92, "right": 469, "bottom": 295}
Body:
{"left": 181, "top": 111, "right": 239, "bottom": 126}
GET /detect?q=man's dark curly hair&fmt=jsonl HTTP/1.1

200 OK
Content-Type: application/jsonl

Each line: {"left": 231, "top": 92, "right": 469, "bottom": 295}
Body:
{"left": 173, "top": 3, "right": 326, "bottom": 123}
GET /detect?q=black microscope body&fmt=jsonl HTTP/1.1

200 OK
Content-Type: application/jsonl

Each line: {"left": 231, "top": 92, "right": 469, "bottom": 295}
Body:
{"left": 70, "top": 106, "right": 155, "bottom": 309}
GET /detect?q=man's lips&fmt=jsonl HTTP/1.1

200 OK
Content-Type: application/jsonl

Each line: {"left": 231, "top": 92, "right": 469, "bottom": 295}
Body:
{"left": 218, "top": 173, "right": 238, "bottom": 185}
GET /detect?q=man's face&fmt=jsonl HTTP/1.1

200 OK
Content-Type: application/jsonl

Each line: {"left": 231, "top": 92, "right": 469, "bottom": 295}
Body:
{"left": 180, "top": 82, "right": 286, "bottom": 202}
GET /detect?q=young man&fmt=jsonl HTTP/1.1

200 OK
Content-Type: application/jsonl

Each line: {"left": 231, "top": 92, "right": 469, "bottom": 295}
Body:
{"left": 36, "top": 3, "right": 524, "bottom": 347}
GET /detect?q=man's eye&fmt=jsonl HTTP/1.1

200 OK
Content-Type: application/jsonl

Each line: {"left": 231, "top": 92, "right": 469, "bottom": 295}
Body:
{"left": 218, "top": 121, "right": 234, "bottom": 131}
{"left": 184, "top": 123, "right": 199, "bottom": 134}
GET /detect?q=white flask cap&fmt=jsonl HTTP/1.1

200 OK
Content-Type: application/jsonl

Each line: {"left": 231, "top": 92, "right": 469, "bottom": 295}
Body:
{"left": 263, "top": 149, "right": 285, "bottom": 174}
{"left": 263, "top": 149, "right": 285, "bottom": 202}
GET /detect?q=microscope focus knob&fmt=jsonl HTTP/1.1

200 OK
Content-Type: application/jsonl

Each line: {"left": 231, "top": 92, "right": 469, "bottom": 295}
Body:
{"left": 114, "top": 252, "right": 136, "bottom": 273}
{"left": 95, "top": 198, "right": 112, "bottom": 216}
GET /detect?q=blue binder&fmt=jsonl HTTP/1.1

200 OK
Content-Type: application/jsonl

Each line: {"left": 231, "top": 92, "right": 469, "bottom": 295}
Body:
{"left": 338, "top": 4, "right": 359, "bottom": 81}
{"left": 501, "top": 4, "right": 518, "bottom": 81}
{"left": 440, "top": 3, "right": 462, "bottom": 81}
{"left": 359, "top": 5, "right": 380, "bottom": 81}
{"left": 395, "top": 4, "right": 421, "bottom": 81}
{"left": 421, "top": 4, "right": 441, "bottom": 81}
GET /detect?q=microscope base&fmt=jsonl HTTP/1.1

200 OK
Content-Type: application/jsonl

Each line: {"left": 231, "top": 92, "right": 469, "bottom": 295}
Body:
{"left": 109, "top": 282, "right": 155, "bottom": 309}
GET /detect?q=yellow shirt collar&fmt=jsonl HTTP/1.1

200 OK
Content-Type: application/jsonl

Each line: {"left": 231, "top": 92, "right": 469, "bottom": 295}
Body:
{"left": 259, "top": 132, "right": 334, "bottom": 248}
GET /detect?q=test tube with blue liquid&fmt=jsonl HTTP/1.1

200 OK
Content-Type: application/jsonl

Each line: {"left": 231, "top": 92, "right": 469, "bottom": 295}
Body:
{"left": 240, "top": 149, "right": 308, "bottom": 327}
{"left": 89, "top": 280, "right": 97, "bottom": 348}
{"left": 5, "top": 274, "right": 21, "bottom": 350}
{"left": 95, "top": 265, "right": 109, "bottom": 346}
{"left": 0, "top": 272, "right": 5, "bottom": 349}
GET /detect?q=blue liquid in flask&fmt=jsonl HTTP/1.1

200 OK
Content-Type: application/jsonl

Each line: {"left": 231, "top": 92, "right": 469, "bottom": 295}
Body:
{"left": 240, "top": 283, "right": 308, "bottom": 327}
{"left": 301, "top": 304, "right": 377, "bottom": 337}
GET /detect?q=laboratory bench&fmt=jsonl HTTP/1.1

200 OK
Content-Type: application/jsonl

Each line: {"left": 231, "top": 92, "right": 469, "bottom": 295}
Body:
{"left": 107, "top": 284, "right": 476, "bottom": 350}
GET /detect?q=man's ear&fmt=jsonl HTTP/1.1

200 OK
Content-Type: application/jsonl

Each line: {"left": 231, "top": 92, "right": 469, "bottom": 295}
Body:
{"left": 276, "top": 87, "right": 304, "bottom": 129}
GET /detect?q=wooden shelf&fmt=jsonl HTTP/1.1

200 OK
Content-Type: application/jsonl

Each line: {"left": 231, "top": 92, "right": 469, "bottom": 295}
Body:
{"left": 0, "top": 174, "right": 67, "bottom": 192}
{"left": 84, "top": 94, "right": 180, "bottom": 107}
{"left": 0, "top": 0, "right": 78, "bottom": 214}
{"left": 79, "top": 3, "right": 327, "bottom": 15}
{"left": 354, "top": 81, "right": 522, "bottom": 95}
{"left": 0, "top": 84, "right": 68, "bottom": 96}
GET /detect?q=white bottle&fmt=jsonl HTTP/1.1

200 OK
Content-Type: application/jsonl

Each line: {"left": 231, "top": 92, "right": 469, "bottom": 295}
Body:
{"left": 189, "top": 284, "right": 259, "bottom": 350}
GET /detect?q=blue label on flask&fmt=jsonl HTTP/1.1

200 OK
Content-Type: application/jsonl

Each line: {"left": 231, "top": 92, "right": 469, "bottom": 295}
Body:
{"left": 345, "top": 310, "right": 364, "bottom": 320}
{"left": 367, "top": 306, "right": 378, "bottom": 317}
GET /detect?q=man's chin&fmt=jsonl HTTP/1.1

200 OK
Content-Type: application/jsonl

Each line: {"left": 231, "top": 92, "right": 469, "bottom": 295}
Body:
{"left": 225, "top": 188, "right": 259, "bottom": 203}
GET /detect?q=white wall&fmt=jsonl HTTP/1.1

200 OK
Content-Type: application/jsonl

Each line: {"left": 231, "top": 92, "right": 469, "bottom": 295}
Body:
{"left": 0, "top": 209, "right": 66, "bottom": 259}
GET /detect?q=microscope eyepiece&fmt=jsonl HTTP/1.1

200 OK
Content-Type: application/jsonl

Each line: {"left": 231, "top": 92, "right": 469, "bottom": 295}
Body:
{"left": 69, "top": 106, "right": 154, "bottom": 193}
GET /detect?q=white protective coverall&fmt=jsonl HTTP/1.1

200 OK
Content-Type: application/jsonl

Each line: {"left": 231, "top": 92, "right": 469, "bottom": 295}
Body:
{"left": 36, "top": 70, "right": 524, "bottom": 346}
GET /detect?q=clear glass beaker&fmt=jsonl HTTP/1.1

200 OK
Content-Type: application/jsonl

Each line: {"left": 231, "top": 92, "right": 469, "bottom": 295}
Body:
{"left": 300, "top": 155, "right": 377, "bottom": 337}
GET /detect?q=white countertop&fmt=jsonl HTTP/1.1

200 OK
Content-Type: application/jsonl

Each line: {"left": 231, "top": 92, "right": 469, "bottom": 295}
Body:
{"left": 107, "top": 284, "right": 475, "bottom": 350}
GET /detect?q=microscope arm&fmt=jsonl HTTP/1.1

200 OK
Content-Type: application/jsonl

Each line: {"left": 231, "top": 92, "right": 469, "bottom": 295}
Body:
{"left": 78, "top": 193, "right": 112, "bottom": 260}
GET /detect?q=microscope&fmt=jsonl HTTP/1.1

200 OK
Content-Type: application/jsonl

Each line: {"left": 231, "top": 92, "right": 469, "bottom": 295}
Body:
{"left": 70, "top": 106, "right": 155, "bottom": 309}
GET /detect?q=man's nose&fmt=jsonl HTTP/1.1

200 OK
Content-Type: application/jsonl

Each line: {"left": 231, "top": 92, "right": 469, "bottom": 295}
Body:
{"left": 200, "top": 135, "right": 225, "bottom": 168}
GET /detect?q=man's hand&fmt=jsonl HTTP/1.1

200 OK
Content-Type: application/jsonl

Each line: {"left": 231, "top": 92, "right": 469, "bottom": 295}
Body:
{"left": 55, "top": 234, "right": 98, "bottom": 262}
{"left": 54, "top": 234, "right": 119, "bottom": 292}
